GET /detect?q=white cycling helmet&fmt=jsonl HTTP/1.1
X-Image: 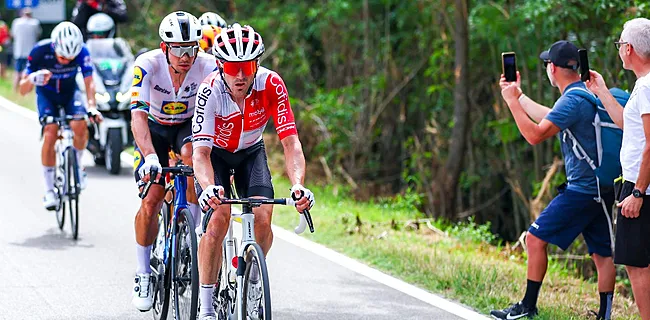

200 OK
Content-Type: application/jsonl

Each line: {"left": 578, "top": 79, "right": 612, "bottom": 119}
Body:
{"left": 87, "top": 13, "right": 115, "bottom": 38}
{"left": 159, "top": 11, "right": 202, "bottom": 43}
{"left": 51, "top": 21, "right": 84, "bottom": 59}
{"left": 213, "top": 23, "right": 265, "bottom": 62}
{"left": 199, "top": 12, "right": 227, "bottom": 28}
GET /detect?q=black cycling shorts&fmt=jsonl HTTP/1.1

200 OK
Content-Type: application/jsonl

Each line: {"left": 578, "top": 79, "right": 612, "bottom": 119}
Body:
{"left": 133, "top": 120, "right": 192, "bottom": 185}
{"left": 614, "top": 181, "right": 650, "bottom": 267}
{"left": 194, "top": 140, "right": 274, "bottom": 200}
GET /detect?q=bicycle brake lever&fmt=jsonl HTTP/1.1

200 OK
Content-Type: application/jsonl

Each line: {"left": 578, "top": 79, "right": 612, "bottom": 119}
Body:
{"left": 138, "top": 167, "right": 159, "bottom": 199}
{"left": 202, "top": 208, "right": 214, "bottom": 234}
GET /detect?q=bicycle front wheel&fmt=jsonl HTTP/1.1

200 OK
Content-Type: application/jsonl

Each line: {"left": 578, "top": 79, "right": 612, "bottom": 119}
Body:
{"left": 172, "top": 208, "right": 199, "bottom": 319}
{"left": 54, "top": 155, "right": 65, "bottom": 230}
{"left": 66, "top": 148, "right": 80, "bottom": 240}
{"left": 242, "top": 243, "right": 272, "bottom": 320}
{"left": 152, "top": 203, "right": 171, "bottom": 320}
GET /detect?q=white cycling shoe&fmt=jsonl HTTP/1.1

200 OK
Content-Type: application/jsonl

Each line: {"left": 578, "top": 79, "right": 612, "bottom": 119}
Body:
{"left": 132, "top": 273, "right": 153, "bottom": 312}
{"left": 43, "top": 190, "right": 59, "bottom": 211}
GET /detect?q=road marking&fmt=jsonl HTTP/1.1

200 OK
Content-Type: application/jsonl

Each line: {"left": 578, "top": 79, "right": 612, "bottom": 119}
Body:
{"left": 0, "top": 95, "right": 490, "bottom": 320}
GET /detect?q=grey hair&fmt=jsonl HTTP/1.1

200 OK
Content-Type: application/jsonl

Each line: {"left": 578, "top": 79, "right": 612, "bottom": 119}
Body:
{"left": 622, "top": 18, "right": 650, "bottom": 59}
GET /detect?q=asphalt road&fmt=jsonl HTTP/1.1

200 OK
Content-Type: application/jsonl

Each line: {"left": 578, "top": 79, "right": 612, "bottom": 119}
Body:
{"left": 0, "top": 103, "right": 487, "bottom": 320}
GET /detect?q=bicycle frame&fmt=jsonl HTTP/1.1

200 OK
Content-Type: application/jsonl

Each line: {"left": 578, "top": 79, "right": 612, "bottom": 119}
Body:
{"left": 54, "top": 110, "right": 79, "bottom": 201}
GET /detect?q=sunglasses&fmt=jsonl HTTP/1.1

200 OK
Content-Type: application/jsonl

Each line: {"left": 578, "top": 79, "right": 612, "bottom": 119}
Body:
{"left": 221, "top": 60, "right": 258, "bottom": 77}
{"left": 167, "top": 44, "right": 199, "bottom": 58}
{"left": 614, "top": 41, "right": 629, "bottom": 50}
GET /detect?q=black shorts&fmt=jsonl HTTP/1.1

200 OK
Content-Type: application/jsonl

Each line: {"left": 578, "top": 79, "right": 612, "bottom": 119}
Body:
{"left": 133, "top": 120, "right": 192, "bottom": 185}
{"left": 194, "top": 140, "right": 274, "bottom": 199}
{"left": 614, "top": 181, "right": 650, "bottom": 267}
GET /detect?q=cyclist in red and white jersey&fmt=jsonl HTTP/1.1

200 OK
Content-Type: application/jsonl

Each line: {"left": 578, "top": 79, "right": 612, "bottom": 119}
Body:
{"left": 129, "top": 11, "right": 217, "bottom": 312}
{"left": 192, "top": 23, "right": 315, "bottom": 320}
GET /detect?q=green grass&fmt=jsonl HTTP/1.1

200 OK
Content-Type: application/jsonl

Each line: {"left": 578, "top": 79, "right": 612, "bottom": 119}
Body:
{"left": 0, "top": 74, "right": 641, "bottom": 319}
{"left": 0, "top": 70, "right": 36, "bottom": 111}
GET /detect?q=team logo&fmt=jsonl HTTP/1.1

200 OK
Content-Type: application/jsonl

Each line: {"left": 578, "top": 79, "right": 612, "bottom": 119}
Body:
{"left": 132, "top": 66, "right": 147, "bottom": 87}
{"left": 133, "top": 150, "right": 143, "bottom": 171}
{"left": 161, "top": 101, "right": 189, "bottom": 115}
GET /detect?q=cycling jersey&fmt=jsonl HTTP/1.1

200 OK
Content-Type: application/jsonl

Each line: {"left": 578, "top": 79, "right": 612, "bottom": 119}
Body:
{"left": 192, "top": 67, "right": 298, "bottom": 153}
{"left": 130, "top": 49, "right": 217, "bottom": 125}
{"left": 26, "top": 39, "right": 93, "bottom": 101}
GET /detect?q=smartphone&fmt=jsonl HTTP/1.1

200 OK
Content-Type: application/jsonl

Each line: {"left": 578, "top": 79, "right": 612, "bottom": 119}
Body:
{"left": 502, "top": 52, "right": 517, "bottom": 82}
{"left": 578, "top": 49, "right": 590, "bottom": 82}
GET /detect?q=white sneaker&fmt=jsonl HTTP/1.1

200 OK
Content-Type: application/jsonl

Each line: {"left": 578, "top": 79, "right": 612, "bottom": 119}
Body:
{"left": 78, "top": 168, "right": 87, "bottom": 190}
{"left": 132, "top": 273, "right": 153, "bottom": 311}
{"left": 43, "top": 190, "right": 58, "bottom": 211}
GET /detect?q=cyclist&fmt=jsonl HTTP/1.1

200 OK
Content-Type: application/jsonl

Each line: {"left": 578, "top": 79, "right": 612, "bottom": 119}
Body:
{"left": 198, "top": 12, "right": 226, "bottom": 28}
{"left": 199, "top": 24, "right": 220, "bottom": 55}
{"left": 130, "top": 11, "right": 217, "bottom": 311}
{"left": 18, "top": 21, "right": 102, "bottom": 210}
{"left": 192, "top": 23, "right": 315, "bottom": 320}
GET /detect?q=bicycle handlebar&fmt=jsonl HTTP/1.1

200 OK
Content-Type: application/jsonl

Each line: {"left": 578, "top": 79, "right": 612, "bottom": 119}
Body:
{"left": 138, "top": 165, "right": 194, "bottom": 199}
{"left": 202, "top": 197, "right": 314, "bottom": 235}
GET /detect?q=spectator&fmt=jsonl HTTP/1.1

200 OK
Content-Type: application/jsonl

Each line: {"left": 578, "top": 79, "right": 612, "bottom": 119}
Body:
{"left": 0, "top": 15, "right": 10, "bottom": 79}
{"left": 587, "top": 17, "right": 650, "bottom": 320}
{"left": 11, "top": 7, "right": 41, "bottom": 91}
{"left": 71, "top": 0, "right": 127, "bottom": 40}
{"left": 491, "top": 40, "right": 616, "bottom": 320}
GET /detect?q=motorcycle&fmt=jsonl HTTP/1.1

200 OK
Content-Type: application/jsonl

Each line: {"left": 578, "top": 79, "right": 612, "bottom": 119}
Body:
{"left": 78, "top": 38, "right": 134, "bottom": 174}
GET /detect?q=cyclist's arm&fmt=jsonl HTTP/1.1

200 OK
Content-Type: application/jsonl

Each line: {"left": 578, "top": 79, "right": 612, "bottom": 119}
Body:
{"left": 83, "top": 75, "right": 97, "bottom": 110}
{"left": 281, "top": 135, "right": 306, "bottom": 186}
{"left": 193, "top": 146, "right": 215, "bottom": 190}
{"left": 268, "top": 73, "right": 303, "bottom": 185}
{"left": 130, "top": 62, "right": 155, "bottom": 157}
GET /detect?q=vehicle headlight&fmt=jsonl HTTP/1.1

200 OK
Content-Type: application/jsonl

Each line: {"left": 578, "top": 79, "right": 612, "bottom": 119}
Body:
{"left": 116, "top": 91, "right": 130, "bottom": 103}
{"left": 95, "top": 92, "right": 110, "bottom": 103}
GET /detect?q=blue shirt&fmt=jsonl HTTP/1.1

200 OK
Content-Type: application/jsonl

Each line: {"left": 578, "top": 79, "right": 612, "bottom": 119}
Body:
{"left": 25, "top": 39, "right": 93, "bottom": 102}
{"left": 545, "top": 81, "right": 598, "bottom": 194}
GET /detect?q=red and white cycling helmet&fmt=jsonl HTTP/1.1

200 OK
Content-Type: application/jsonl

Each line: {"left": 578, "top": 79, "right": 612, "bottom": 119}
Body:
{"left": 212, "top": 23, "right": 265, "bottom": 62}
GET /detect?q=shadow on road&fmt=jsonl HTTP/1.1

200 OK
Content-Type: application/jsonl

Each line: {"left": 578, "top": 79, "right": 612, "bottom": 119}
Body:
{"left": 9, "top": 228, "right": 94, "bottom": 250}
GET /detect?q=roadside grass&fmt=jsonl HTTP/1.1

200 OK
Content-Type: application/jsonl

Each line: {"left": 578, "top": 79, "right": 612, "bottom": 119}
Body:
{"left": 0, "top": 73, "right": 640, "bottom": 319}
{"left": 0, "top": 70, "right": 36, "bottom": 111}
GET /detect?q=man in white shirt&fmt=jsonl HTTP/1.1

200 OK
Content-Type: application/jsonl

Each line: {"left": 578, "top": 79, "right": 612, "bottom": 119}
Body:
{"left": 587, "top": 17, "right": 650, "bottom": 320}
{"left": 11, "top": 8, "right": 41, "bottom": 91}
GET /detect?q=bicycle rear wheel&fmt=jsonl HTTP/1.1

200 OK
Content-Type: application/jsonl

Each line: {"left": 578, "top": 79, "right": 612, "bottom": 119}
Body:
{"left": 171, "top": 208, "right": 199, "bottom": 319}
{"left": 67, "top": 148, "right": 80, "bottom": 240}
{"left": 152, "top": 203, "right": 171, "bottom": 320}
{"left": 242, "top": 243, "right": 272, "bottom": 320}
{"left": 214, "top": 243, "right": 235, "bottom": 319}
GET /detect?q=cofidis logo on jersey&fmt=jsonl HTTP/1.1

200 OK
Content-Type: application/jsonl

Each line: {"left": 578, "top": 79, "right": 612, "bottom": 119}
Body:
{"left": 132, "top": 66, "right": 147, "bottom": 87}
{"left": 161, "top": 101, "right": 189, "bottom": 115}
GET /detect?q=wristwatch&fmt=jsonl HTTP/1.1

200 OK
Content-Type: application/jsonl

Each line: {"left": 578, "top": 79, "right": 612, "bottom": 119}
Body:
{"left": 632, "top": 188, "right": 643, "bottom": 198}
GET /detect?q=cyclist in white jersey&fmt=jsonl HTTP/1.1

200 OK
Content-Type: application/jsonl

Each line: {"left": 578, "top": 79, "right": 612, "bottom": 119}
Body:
{"left": 192, "top": 23, "right": 315, "bottom": 320}
{"left": 130, "top": 11, "right": 217, "bottom": 312}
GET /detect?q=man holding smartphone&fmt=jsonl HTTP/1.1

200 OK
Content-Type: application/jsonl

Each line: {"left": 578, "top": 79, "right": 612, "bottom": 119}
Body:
{"left": 491, "top": 40, "right": 616, "bottom": 320}
{"left": 586, "top": 18, "right": 650, "bottom": 320}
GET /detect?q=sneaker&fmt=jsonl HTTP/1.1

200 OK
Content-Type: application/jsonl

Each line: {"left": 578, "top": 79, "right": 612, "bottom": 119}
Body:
{"left": 78, "top": 168, "right": 87, "bottom": 190}
{"left": 490, "top": 301, "right": 538, "bottom": 319}
{"left": 43, "top": 190, "right": 59, "bottom": 211}
{"left": 132, "top": 273, "right": 153, "bottom": 312}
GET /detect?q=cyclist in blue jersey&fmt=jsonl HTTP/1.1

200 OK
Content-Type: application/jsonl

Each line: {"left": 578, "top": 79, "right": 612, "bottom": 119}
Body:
{"left": 18, "top": 21, "right": 103, "bottom": 210}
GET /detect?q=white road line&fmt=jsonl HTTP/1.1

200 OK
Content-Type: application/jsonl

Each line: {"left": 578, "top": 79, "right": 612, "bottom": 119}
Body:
{"left": 0, "top": 95, "right": 490, "bottom": 320}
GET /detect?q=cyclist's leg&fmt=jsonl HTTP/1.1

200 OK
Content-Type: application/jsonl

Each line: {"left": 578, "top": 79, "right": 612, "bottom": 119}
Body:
{"left": 234, "top": 140, "right": 275, "bottom": 256}
{"left": 195, "top": 150, "right": 232, "bottom": 318}
{"left": 38, "top": 94, "right": 60, "bottom": 207}
{"left": 174, "top": 120, "right": 200, "bottom": 225}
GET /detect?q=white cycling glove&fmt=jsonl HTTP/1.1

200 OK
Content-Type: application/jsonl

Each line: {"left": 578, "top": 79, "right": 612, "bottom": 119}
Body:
{"left": 291, "top": 184, "right": 315, "bottom": 210}
{"left": 199, "top": 184, "right": 225, "bottom": 211}
{"left": 28, "top": 70, "right": 49, "bottom": 86}
{"left": 138, "top": 154, "right": 162, "bottom": 181}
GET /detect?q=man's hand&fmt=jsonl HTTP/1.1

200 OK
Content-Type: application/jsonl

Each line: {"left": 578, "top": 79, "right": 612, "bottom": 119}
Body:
{"left": 291, "top": 184, "right": 315, "bottom": 213}
{"left": 28, "top": 70, "right": 52, "bottom": 86}
{"left": 618, "top": 194, "right": 643, "bottom": 218}
{"left": 198, "top": 185, "right": 225, "bottom": 212}
{"left": 87, "top": 107, "right": 103, "bottom": 124}
{"left": 499, "top": 71, "right": 522, "bottom": 90}
{"left": 585, "top": 70, "right": 609, "bottom": 96}
{"left": 501, "top": 80, "right": 522, "bottom": 106}
{"left": 138, "top": 154, "right": 162, "bottom": 183}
